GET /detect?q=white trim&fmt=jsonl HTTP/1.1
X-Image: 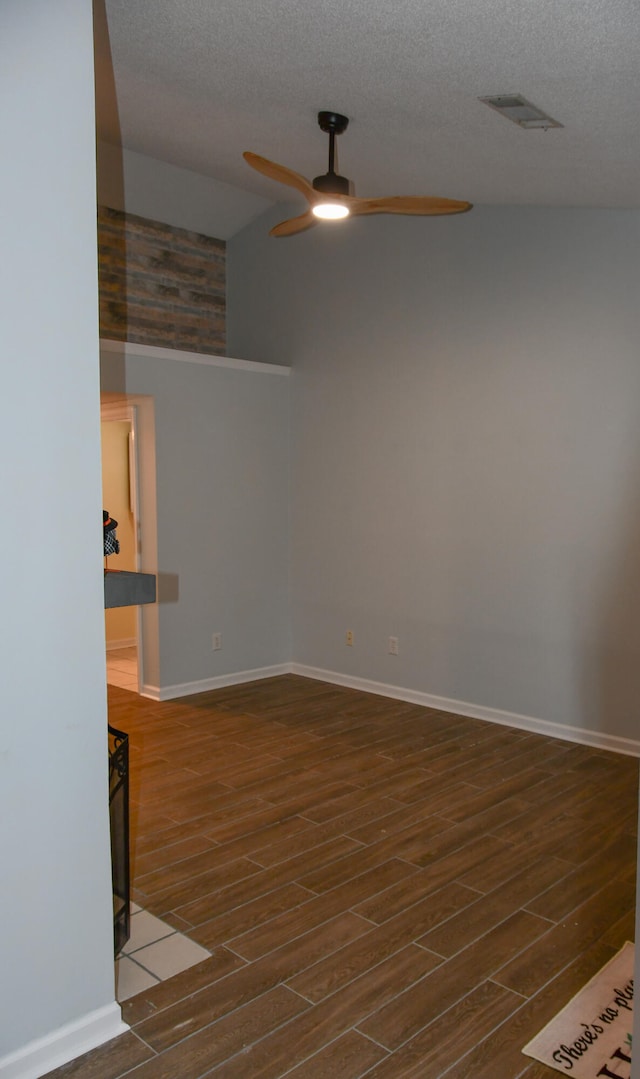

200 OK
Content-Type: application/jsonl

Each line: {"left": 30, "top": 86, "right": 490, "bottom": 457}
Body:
{"left": 100, "top": 400, "right": 134, "bottom": 422}
{"left": 134, "top": 658, "right": 640, "bottom": 757}
{"left": 100, "top": 338, "right": 290, "bottom": 376}
{"left": 290, "top": 664, "right": 640, "bottom": 758}
{"left": 0, "top": 1003, "right": 128, "bottom": 1079}
{"left": 106, "top": 638, "right": 137, "bottom": 652}
{"left": 140, "top": 663, "right": 292, "bottom": 701}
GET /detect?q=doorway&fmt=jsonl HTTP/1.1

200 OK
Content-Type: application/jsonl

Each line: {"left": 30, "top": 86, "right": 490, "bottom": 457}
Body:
{"left": 101, "top": 404, "right": 141, "bottom": 692}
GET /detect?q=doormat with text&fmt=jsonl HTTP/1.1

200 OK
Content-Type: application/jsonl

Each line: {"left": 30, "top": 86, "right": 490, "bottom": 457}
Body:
{"left": 522, "top": 941, "right": 634, "bottom": 1078}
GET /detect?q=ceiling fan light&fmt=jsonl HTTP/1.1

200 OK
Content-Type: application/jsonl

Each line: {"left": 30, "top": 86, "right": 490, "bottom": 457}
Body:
{"left": 312, "top": 202, "right": 350, "bottom": 220}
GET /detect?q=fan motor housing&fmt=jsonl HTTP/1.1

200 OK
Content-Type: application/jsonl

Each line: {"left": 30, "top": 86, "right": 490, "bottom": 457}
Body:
{"left": 312, "top": 172, "right": 350, "bottom": 196}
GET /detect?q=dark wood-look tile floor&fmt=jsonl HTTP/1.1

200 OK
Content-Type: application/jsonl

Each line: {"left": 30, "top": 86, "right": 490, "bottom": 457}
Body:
{"left": 46, "top": 676, "right": 638, "bottom": 1078}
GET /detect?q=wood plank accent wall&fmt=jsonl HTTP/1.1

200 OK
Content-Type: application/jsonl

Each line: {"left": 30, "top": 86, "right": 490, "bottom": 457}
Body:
{"left": 98, "top": 206, "right": 226, "bottom": 355}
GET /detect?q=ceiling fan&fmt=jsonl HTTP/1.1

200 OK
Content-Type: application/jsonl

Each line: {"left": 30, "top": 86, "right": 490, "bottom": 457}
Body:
{"left": 244, "top": 111, "right": 472, "bottom": 237}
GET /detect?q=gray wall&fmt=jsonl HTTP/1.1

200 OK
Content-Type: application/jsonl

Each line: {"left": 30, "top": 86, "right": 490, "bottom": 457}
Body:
{"left": 97, "top": 141, "right": 271, "bottom": 240}
{"left": 101, "top": 349, "right": 290, "bottom": 691}
{"left": 0, "top": 0, "right": 116, "bottom": 1062}
{"left": 229, "top": 204, "right": 640, "bottom": 742}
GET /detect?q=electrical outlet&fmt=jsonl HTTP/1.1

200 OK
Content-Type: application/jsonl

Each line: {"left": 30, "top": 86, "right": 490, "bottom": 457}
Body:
{"left": 212, "top": 632, "right": 222, "bottom": 651}
{"left": 346, "top": 630, "right": 354, "bottom": 646}
{"left": 388, "top": 636, "right": 399, "bottom": 655}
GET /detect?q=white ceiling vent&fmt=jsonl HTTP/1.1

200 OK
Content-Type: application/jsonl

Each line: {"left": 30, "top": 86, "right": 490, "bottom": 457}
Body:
{"left": 479, "top": 94, "right": 563, "bottom": 129}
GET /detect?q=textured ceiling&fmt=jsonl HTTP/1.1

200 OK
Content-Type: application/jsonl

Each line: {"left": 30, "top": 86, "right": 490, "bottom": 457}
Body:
{"left": 95, "top": 0, "right": 640, "bottom": 215}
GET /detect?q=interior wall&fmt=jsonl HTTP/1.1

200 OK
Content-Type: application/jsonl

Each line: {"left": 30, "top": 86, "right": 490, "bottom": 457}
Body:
{"left": 96, "top": 140, "right": 271, "bottom": 240}
{"left": 100, "top": 345, "right": 290, "bottom": 693}
{"left": 0, "top": 0, "right": 117, "bottom": 1065}
{"left": 228, "top": 203, "right": 640, "bottom": 743}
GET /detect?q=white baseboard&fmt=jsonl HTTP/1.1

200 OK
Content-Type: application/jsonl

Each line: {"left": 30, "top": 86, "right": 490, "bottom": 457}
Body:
{"left": 135, "top": 658, "right": 639, "bottom": 757}
{"left": 106, "top": 638, "right": 137, "bottom": 652}
{"left": 0, "top": 1003, "right": 128, "bottom": 1079}
{"left": 140, "top": 663, "right": 292, "bottom": 701}
{"left": 290, "top": 663, "right": 640, "bottom": 758}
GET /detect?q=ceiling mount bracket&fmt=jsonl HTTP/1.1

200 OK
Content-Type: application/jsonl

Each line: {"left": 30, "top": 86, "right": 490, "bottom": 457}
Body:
{"left": 317, "top": 111, "right": 349, "bottom": 136}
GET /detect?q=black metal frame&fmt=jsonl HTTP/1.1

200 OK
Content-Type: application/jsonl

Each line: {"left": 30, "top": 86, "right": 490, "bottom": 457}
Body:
{"left": 108, "top": 724, "right": 130, "bottom": 956}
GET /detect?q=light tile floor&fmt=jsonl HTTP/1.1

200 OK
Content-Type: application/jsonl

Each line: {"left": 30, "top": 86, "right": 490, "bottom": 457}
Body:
{"left": 108, "top": 651, "right": 212, "bottom": 1001}
{"left": 106, "top": 646, "right": 138, "bottom": 692}
{"left": 115, "top": 904, "right": 211, "bottom": 1001}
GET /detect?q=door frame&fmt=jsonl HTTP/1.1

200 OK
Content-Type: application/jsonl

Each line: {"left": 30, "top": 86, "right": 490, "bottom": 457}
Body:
{"left": 101, "top": 394, "right": 157, "bottom": 690}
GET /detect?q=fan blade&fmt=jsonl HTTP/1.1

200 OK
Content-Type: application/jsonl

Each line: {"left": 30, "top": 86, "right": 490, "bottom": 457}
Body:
{"left": 243, "top": 152, "right": 315, "bottom": 200}
{"left": 270, "top": 210, "right": 317, "bottom": 238}
{"left": 349, "top": 195, "right": 472, "bottom": 217}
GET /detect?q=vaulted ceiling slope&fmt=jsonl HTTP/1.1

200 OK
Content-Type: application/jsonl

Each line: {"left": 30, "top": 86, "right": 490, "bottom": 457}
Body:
{"left": 95, "top": 0, "right": 640, "bottom": 228}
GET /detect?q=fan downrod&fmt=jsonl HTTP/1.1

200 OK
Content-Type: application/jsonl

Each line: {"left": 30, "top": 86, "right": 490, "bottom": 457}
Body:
{"left": 314, "top": 111, "right": 351, "bottom": 196}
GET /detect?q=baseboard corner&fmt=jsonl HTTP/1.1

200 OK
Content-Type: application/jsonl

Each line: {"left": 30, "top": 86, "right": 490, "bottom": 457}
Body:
{"left": 0, "top": 1002, "right": 128, "bottom": 1079}
{"left": 148, "top": 663, "right": 293, "bottom": 701}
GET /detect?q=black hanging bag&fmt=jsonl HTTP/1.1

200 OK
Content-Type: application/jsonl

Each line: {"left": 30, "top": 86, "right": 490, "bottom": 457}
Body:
{"left": 103, "top": 510, "right": 120, "bottom": 556}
